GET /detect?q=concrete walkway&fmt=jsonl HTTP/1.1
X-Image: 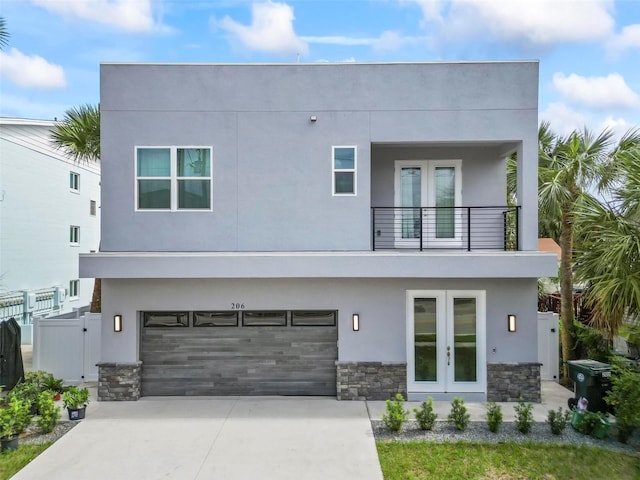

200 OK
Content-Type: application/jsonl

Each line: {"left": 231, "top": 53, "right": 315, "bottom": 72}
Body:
{"left": 12, "top": 397, "right": 384, "bottom": 480}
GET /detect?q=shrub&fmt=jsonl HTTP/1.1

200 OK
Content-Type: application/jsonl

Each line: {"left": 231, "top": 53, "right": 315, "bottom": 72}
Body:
{"left": 414, "top": 397, "right": 437, "bottom": 431}
{"left": 514, "top": 398, "right": 534, "bottom": 434}
{"left": 382, "top": 393, "right": 408, "bottom": 432}
{"left": 62, "top": 386, "right": 90, "bottom": 409}
{"left": 577, "top": 410, "right": 608, "bottom": 437}
{"left": 8, "top": 381, "right": 40, "bottom": 413}
{"left": 0, "top": 397, "right": 32, "bottom": 439}
{"left": 448, "top": 397, "right": 470, "bottom": 431}
{"left": 486, "top": 401, "right": 503, "bottom": 433}
{"left": 606, "top": 368, "right": 640, "bottom": 443}
{"left": 546, "top": 407, "right": 570, "bottom": 435}
{"left": 37, "top": 390, "right": 60, "bottom": 434}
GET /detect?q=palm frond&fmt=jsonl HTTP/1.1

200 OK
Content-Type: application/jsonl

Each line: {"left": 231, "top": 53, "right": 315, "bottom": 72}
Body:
{"left": 50, "top": 104, "right": 100, "bottom": 163}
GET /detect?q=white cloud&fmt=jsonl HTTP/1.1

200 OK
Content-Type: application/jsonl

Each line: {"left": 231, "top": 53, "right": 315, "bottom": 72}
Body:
{"left": 301, "top": 31, "right": 423, "bottom": 52}
{"left": 409, "top": 0, "right": 615, "bottom": 48}
{"left": 0, "top": 48, "right": 66, "bottom": 88}
{"left": 31, "top": 0, "right": 167, "bottom": 33}
{"left": 539, "top": 103, "right": 589, "bottom": 137}
{"left": 0, "top": 94, "right": 70, "bottom": 120}
{"left": 608, "top": 24, "right": 640, "bottom": 52}
{"left": 217, "top": 1, "right": 307, "bottom": 55}
{"left": 552, "top": 73, "right": 640, "bottom": 109}
{"left": 599, "top": 115, "right": 636, "bottom": 141}
{"left": 302, "top": 35, "right": 376, "bottom": 46}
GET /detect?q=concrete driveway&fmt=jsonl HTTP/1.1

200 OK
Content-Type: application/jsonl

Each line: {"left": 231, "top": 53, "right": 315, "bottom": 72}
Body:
{"left": 13, "top": 397, "right": 383, "bottom": 480}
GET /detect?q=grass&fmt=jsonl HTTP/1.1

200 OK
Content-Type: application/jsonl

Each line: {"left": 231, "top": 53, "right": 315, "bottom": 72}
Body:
{"left": 376, "top": 441, "right": 640, "bottom": 480}
{"left": 0, "top": 443, "right": 52, "bottom": 480}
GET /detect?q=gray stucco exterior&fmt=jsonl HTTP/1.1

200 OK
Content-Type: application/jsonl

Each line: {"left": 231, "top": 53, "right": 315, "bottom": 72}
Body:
{"left": 83, "top": 62, "right": 557, "bottom": 401}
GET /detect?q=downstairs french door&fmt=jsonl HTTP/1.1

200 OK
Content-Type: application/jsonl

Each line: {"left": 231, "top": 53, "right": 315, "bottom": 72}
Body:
{"left": 406, "top": 290, "right": 486, "bottom": 393}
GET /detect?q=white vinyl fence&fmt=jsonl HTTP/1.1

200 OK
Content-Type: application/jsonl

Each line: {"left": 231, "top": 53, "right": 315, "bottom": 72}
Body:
{"left": 538, "top": 311, "right": 560, "bottom": 382}
{"left": 33, "top": 313, "right": 101, "bottom": 384}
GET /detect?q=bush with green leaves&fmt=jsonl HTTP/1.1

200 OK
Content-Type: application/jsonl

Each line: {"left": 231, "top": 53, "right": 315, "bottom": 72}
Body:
{"left": 62, "top": 386, "right": 90, "bottom": 409}
{"left": 486, "top": 401, "right": 503, "bottom": 433}
{"left": 606, "top": 368, "right": 640, "bottom": 443}
{"left": 514, "top": 398, "right": 534, "bottom": 434}
{"left": 0, "top": 397, "right": 32, "bottom": 439}
{"left": 382, "top": 393, "right": 408, "bottom": 432}
{"left": 414, "top": 397, "right": 437, "bottom": 431}
{"left": 37, "top": 390, "right": 60, "bottom": 434}
{"left": 448, "top": 397, "right": 470, "bottom": 431}
{"left": 577, "top": 410, "right": 608, "bottom": 437}
{"left": 546, "top": 407, "right": 570, "bottom": 435}
{"left": 8, "top": 381, "right": 40, "bottom": 413}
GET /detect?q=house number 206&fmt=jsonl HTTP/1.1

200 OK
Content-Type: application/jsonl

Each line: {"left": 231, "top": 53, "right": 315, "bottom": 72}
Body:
{"left": 231, "top": 303, "right": 245, "bottom": 310}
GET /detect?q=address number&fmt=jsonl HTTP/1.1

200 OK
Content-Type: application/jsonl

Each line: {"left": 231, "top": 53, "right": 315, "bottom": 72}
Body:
{"left": 231, "top": 303, "right": 245, "bottom": 310}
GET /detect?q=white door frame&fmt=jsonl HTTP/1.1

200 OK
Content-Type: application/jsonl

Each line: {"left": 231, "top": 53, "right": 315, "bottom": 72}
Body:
{"left": 393, "top": 160, "right": 462, "bottom": 248}
{"left": 406, "top": 290, "right": 486, "bottom": 394}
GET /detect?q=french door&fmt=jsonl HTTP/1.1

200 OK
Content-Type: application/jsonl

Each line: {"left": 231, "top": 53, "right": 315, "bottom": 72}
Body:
{"left": 394, "top": 160, "right": 462, "bottom": 248}
{"left": 406, "top": 290, "right": 486, "bottom": 394}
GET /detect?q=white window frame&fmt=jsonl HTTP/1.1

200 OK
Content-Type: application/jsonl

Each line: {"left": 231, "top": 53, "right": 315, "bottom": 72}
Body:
{"left": 135, "top": 146, "right": 213, "bottom": 212}
{"left": 69, "top": 225, "right": 80, "bottom": 245}
{"left": 332, "top": 146, "right": 357, "bottom": 196}
{"left": 69, "top": 280, "right": 79, "bottom": 299}
{"left": 69, "top": 172, "right": 80, "bottom": 193}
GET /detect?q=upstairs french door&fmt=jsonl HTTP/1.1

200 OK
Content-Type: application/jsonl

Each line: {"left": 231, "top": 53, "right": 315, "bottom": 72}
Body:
{"left": 406, "top": 290, "right": 486, "bottom": 394}
{"left": 394, "top": 160, "right": 462, "bottom": 248}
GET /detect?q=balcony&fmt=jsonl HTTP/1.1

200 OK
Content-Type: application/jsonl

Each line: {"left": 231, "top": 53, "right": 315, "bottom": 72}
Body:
{"left": 371, "top": 206, "right": 519, "bottom": 251}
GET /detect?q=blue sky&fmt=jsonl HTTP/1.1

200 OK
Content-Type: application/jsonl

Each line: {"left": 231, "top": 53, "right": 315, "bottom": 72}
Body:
{"left": 1, "top": 0, "right": 639, "bottom": 138}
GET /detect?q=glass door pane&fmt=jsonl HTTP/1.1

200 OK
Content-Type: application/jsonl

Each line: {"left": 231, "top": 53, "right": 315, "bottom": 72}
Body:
{"left": 414, "top": 298, "right": 437, "bottom": 381}
{"left": 435, "top": 167, "right": 455, "bottom": 238}
{"left": 452, "top": 298, "right": 477, "bottom": 382}
{"left": 401, "top": 168, "right": 421, "bottom": 239}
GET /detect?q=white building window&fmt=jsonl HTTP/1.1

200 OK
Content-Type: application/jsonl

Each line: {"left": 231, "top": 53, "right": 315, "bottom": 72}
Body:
{"left": 70, "top": 225, "right": 80, "bottom": 245}
{"left": 332, "top": 146, "right": 356, "bottom": 195}
{"left": 69, "top": 172, "right": 80, "bottom": 192}
{"left": 136, "top": 147, "right": 212, "bottom": 211}
{"left": 90, "top": 200, "right": 97, "bottom": 216}
{"left": 69, "top": 280, "right": 79, "bottom": 299}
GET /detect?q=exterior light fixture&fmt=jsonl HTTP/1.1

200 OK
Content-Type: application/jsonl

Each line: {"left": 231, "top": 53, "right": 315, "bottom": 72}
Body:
{"left": 114, "top": 314, "right": 123, "bottom": 333}
{"left": 507, "top": 314, "right": 516, "bottom": 332}
{"left": 310, "top": 115, "right": 317, "bottom": 122}
{"left": 352, "top": 313, "right": 360, "bottom": 331}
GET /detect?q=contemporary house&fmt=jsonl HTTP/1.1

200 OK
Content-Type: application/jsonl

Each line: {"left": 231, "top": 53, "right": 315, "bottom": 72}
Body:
{"left": 0, "top": 118, "right": 100, "bottom": 335}
{"left": 81, "top": 62, "right": 557, "bottom": 402}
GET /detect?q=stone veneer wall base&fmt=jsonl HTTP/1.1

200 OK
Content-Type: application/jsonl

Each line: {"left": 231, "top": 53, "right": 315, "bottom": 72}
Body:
{"left": 336, "top": 362, "right": 407, "bottom": 400}
{"left": 97, "top": 362, "right": 142, "bottom": 401}
{"left": 487, "top": 362, "right": 541, "bottom": 403}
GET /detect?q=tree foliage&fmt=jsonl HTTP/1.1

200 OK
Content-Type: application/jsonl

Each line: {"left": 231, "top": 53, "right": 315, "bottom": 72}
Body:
{"left": 50, "top": 104, "right": 100, "bottom": 163}
{"left": 0, "top": 17, "right": 9, "bottom": 50}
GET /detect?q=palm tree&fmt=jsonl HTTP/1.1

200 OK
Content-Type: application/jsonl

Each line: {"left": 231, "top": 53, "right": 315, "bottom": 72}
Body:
{"left": 538, "top": 123, "right": 615, "bottom": 374}
{"left": 574, "top": 129, "right": 640, "bottom": 338}
{"left": 0, "top": 17, "right": 9, "bottom": 50}
{"left": 51, "top": 104, "right": 101, "bottom": 312}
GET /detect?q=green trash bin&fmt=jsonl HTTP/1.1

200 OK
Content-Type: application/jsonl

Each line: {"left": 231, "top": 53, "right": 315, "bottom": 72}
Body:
{"left": 566, "top": 359, "right": 612, "bottom": 413}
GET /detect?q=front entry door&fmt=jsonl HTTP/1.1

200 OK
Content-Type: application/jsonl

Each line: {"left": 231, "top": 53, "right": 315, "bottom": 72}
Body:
{"left": 394, "top": 160, "right": 462, "bottom": 249}
{"left": 406, "top": 290, "right": 486, "bottom": 394}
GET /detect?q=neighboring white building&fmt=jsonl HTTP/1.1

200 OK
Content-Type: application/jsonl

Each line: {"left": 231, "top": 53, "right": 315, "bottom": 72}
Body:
{"left": 0, "top": 118, "right": 100, "bottom": 327}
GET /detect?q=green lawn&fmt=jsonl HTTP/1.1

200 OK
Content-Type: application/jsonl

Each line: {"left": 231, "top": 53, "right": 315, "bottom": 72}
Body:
{"left": 0, "top": 443, "right": 51, "bottom": 480}
{"left": 376, "top": 441, "right": 640, "bottom": 480}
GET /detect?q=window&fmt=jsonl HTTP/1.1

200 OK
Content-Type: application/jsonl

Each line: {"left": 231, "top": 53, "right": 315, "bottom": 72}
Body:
{"left": 69, "top": 280, "right": 79, "bottom": 299}
{"left": 143, "top": 312, "right": 189, "bottom": 327}
{"left": 194, "top": 311, "right": 238, "bottom": 327}
{"left": 69, "top": 226, "right": 80, "bottom": 245}
{"left": 136, "top": 147, "right": 212, "bottom": 211}
{"left": 90, "top": 200, "right": 97, "bottom": 216}
{"left": 69, "top": 172, "right": 80, "bottom": 192}
{"left": 291, "top": 311, "right": 337, "bottom": 326}
{"left": 332, "top": 146, "right": 356, "bottom": 195}
{"left": 242, "top": 311, "right": 287, "bottom": 326}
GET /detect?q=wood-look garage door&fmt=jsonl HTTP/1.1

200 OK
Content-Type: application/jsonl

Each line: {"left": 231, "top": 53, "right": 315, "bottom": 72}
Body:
{"left": 140, "top": 310, "right": 338, "bottom": 396}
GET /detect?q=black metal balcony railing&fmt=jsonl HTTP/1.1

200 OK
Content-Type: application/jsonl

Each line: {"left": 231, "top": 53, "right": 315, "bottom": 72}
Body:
{"left": 371, "top": 206, "right": 520, "bottom": 251}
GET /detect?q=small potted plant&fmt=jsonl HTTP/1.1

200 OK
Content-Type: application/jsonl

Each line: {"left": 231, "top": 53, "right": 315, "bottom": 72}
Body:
{"left": 62, "top": 386, "right": 90, "bottom": 420}
{"left": 43, "top": 376, "right": 65, "bottom": 401}
{"left": 0, "top": 397, "right": 32, "bottom": 452}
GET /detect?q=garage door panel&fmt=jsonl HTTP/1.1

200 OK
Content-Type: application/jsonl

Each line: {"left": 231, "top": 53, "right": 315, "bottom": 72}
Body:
{"left": 141, "top": 322, "right": 337, "bottom": 396}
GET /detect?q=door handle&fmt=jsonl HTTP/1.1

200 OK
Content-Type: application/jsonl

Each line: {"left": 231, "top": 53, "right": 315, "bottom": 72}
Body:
{"left": 446, "top": 345, "right": 451, "bottom": 366}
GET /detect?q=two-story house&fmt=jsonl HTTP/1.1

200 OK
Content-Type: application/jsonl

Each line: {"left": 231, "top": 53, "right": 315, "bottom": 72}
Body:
{"left": 80, "top": 62, "right": 557, "bottom": 402}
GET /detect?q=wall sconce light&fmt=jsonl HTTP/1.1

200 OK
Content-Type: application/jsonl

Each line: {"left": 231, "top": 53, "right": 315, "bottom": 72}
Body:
{"left": 507, "top": 314, "right": 517, "bottom": 332}
{"left": 310, "top": 115, "right": 317, "bottom": 122}
{"left": 352, "top": 313, "right": 360, "bottom": 331}
{"left": 113, "top": 314, "right": 123, "bottom": 333}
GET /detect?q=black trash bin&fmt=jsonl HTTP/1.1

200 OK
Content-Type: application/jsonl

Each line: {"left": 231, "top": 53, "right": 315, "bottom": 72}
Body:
{"left": 566, "top": 359, "right": 612, "bottom": 413}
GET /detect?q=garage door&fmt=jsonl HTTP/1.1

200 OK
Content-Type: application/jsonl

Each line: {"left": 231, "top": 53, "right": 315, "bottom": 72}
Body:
{"left": 140, "top": 310, "right": 338, "bottom": 396}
